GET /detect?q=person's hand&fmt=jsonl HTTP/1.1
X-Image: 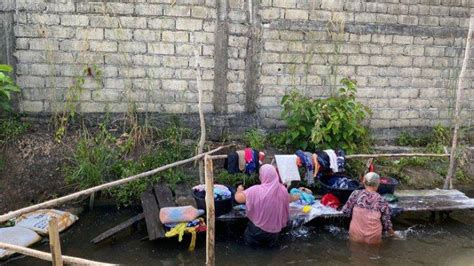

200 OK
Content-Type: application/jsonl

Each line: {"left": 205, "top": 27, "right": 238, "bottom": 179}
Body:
{"left": 237, "top": 185, "right": 245, "bottom": 192}
{"left": 299, "top": 187, "right": 312, "bottom": 194}
{"left": 388, "top": 229, "right": 396, "bottom": 237}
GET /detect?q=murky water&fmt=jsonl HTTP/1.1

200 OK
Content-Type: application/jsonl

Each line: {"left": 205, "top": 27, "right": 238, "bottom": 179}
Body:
{"left": 3, "top": 191, "right": 474, "bottom": 266}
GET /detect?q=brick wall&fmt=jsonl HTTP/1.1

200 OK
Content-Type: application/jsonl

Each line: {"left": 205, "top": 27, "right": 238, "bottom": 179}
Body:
{"left": 1, "top": 0, "right": 473, "bottom": 139}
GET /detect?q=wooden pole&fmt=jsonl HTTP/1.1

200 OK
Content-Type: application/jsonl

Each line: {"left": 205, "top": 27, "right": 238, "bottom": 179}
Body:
{"left": 193, "top": 35, "right": 206, "bottom": 185}
{"left": 208, "top": 153, "right": 449, "bottom": 160}
{"left": 445, "top": 15, "right": 473, "bottom": 189}
{"left": 204, "top": 155, "right": 215, "bottom": 266}
{"left": 0, "top": 145, "right": 231, "bottom": 223}
{"left": 0, "top": 242, "right": 116, "bottom": 265}
{"left": 48, "top": 218, "right": 63, "bottom": 266}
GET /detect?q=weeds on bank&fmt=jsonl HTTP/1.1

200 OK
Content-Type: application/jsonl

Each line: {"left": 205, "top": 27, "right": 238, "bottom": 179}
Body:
{"left": 243, "top": 129, "right": 266, "bottom": 150}
{"left": 0, "top": 117, "right": 30, "bottom": 146}
{"left": 64, "top": 121, "right": 196, "bottom": 206}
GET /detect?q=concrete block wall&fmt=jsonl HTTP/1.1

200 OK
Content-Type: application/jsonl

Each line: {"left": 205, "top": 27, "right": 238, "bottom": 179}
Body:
{"left": 1, "top": 0, "right": 473, "bottom": 139}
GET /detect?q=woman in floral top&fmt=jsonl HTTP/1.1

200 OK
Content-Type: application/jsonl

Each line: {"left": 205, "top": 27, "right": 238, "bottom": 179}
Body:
{"left": 342, "top": 172, "right": 395, "bottom": 244}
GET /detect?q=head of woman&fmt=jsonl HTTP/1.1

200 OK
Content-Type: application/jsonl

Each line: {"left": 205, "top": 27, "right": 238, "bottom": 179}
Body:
{"left": 259, "top": 164, "right": 280, "bottom": 185}
{"left": 363, "top": 172, "right": 380, "bottom": 189}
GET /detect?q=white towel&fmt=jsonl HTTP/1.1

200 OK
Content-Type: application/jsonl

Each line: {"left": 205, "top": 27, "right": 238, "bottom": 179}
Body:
{"left": 275, "top": 155, "right": 301, "bottom": 186}
{"left": 324, "top": 149, "right": 339, "bottom": 173}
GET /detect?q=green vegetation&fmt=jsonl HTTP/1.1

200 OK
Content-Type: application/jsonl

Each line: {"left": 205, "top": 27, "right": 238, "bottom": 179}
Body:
{"left": 0, "top": 65, "right": 20, "bottom": 112}
{"left": 64, "top": 121, "right": 196, "bottom": 206}
{"left": 242, "top": 129, "right": 266, "bottom": 150}
{"left": 279, "top": 78, "right": 371, "bottom": 153}
{"left": 0, "top": 117, "right": 30, "bottom": 146}
{"left": 215, "top": 171, "right": 259, "bottom": 187}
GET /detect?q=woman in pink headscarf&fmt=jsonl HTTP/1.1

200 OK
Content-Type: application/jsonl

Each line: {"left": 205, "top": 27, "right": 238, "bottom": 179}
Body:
{"left": 234, "top": 164, "right": 298, "bottom": 247}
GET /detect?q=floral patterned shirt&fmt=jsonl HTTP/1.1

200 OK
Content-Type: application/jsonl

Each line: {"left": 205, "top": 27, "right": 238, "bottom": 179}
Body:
{"left": 342, "top": 190, "right": 393, "bottom": 231}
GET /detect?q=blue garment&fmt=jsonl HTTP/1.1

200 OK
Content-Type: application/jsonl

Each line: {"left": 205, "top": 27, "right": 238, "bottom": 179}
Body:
{"left": 245, "top": 149, "right": 259, "bottom": 175}
{"left": 335, "top": 149, "right": 346, "bottom": 173}
{"left": 290, "top": 188, "right": 315, "bottom": 205}
{"left": 296, "top": 150, "right": 315, "bottom": 185}
{"left": 327, "top": 176, "right": 359, "bottom": 190}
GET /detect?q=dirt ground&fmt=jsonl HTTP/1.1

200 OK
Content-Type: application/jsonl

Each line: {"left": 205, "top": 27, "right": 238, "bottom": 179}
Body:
{"left": 0, "top": 128, "right": 78, "bottom": 213}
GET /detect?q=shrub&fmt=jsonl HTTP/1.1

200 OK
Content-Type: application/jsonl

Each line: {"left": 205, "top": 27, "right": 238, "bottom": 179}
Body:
{"left": 0, "top": 117, "right": 30, "bottom": 145}
{"left": 280, "top": 78, "right": 371, "bottom": 153}
{"left": 0, "top": 65, "right": 20, "bottom": 112}
{"left": 243, "top": 129, "right": 266, "bottom": 150}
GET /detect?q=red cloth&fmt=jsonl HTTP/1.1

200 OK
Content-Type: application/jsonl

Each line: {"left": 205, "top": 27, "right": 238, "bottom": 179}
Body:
{"left": 244, "top": 148, "right": 253, "bottom": 163}
{"left": 321, "top": 193, "right": 341, "bottom": 209}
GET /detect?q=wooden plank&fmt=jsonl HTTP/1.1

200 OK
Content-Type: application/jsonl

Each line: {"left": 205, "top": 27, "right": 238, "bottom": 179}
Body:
{"left": 91, "top": 213, "right": 145, "bottom": 244}
{"left": 140, "top": 190, "right": 165, "bottom": 240}
{"left": 48, "top": 218, "right": 63, "bottom": 266}
{"left": 205, "top": 155, "right": 215, "bottom": 266}
{"left": 154, "top": 184, "right": 175, "bottom": 208}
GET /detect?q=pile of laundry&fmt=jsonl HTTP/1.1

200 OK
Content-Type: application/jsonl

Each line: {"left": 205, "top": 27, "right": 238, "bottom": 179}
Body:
{"left": 326, "top": 176, "right": 360, "bottom": 190}
{"left": 192, "top": 184, "right": 232, "bottom": 200}
{"left": 159, "top": 206, "right": 207, "bottom": 251}
{"left": 224, "top": 148, "right": 265, "bottom": 175}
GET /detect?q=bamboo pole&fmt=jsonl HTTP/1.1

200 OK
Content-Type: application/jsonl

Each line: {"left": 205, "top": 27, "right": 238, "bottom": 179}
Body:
{"left": 208, "top": 153, "right": 449, "bottom": 160}
{"left": 445, "top": 15, "right": 473, "bottom": 189}
{"left": 0, "top": 242, "right": 116, "bottom": 265}
{"left": 48, "top": 218, "right": 63, "bottom": 266}
{"left": 204, "top": 155, "right": 215, "bottom": 266}
{"left": 193, "top": 36, "right": 206, "bottom": 185}
{"left": 0, "top": 145, "right": 231, "bottom": 223}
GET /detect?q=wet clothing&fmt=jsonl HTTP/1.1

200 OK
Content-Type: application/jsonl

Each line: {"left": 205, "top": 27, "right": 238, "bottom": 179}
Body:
{"left": 342, "top": 190, "right": 393, "bottom": 244}
{"left": 236, "top": 150, "right": 246, "bottom": 172}
{"left": 244, "top": 221, "right": 279, "bottom": 248}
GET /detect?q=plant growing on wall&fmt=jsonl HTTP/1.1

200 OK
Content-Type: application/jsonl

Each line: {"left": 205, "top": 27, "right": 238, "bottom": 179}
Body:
{"left": 280, "top": 78, "right": 371, "bottom": 153}
{"left": 0, "top": 65, "right": 20, "bottom": 112}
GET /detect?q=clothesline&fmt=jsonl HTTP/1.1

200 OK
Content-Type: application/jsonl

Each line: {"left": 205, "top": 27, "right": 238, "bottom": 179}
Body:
{"left": 209, "top": 152, "right": 449, "bottom": 160}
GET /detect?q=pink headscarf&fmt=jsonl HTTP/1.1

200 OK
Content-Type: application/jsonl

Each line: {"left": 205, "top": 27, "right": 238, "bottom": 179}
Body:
{"left": 243, "top": 164, "right": 289, "bottom": 233}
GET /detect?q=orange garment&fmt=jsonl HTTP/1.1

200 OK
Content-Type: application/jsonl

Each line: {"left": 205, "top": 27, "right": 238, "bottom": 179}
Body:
{"left": 349, "top": 206, "right": 382, "bottom": 245}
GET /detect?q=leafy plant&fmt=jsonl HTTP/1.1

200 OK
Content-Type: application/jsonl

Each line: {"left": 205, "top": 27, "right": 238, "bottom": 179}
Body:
{"left": 0, "top": 117, "right": 30, "bottom": 146}
{"left": 0, "top": 65, "right": 20, "bottom": 112}
{"left": 215, "top": 171, "right": 259, "bottom": 187}
{"left": 243, "top": 129, "right": 266, "bottom": 150}
{"left": 280, "top": 78, "right": 371, "bottom": 153}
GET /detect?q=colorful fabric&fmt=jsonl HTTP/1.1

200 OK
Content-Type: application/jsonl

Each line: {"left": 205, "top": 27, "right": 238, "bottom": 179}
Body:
{"left": 327, "top": 176, "right": 359, "bottom": 190}
{"left": 295, "top": 150, "right": 315, "bottom": 185}
{"left": 243, "top": 164, "right": 289, "bottom": 233}
{"left": 342, "top": 190, "right": 393, "bottom": 232}
{"left": 245, "top": 149, "right": 259, "bottom": 174}
{"left": 244, "top": 148, "right": 253, "bottom": 163}
{"left": 192, "top": 184, "right": 232, "bottom": 200}
{"left": 290, "top": 188, "right": 315, "bottom": 205}
{"left": 165, "top": 218, "right": 206, "bottom": 251}
{"left": 321, "top": 193, "right": 341, "bottom": 209}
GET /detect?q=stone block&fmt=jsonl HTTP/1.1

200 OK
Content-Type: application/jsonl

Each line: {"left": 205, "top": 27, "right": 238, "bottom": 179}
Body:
{"left": 354, "top": 13, "right": 376, "bottom": 23}
{"left": 90, "top": 16, "right": 119, "bottom": 28}
{"left": 398, "top": 15, "right": 418, "bottom": 25}
{"left": 418, "top": 16, "right": 439, "bottom": 26}
{"left": 439, "top": 17, "right": 459, "bottom": 27}
{"left": 105, "top": 29, "right": 133, "bottom": 40}
{"left": 135, "top": 4, "right": 162, "bottom": 16}
{"left": 404, "top": 45, "right": 424, "bottom": 56}
{"left": 163, "top": 6, "right": 191, "bottom": 17}
{"left": 162, "top": 80, "right": 188, "bottom": 91}
{"left": 119, "top": 42, "right": 147, "bottom": 53}
{"left": 321, "top": 0, "right": 344, "bottom": 11}
{"left": 424, "top": 47, "right": 445, "bottom": 57}
{"left": 148, "top": 18, "right": 176, "bottom": 29}
{"left": 392, "top": 56, "right": 412, "bottom": 67}
{"left": 148, "top": 43, "right": 175, "bottom": 54}
{"left": 134, "top": 29, "right": 160, "bottom": 42}
{"left": 261, "top": 8, "right": 282, "bottom": 20}
{"left": 176, "top": 18, "right": 203, "bottom": 31}
{"left": 310, "top": 10, "right": 332, "bottom": 21}
{"left": 46, "top": 2, "right": 75, "bottom": 13}
{"left": 372, "top": 34, "right": 393, "bottom": 44}
{"left": 285, "top": 9, "right": 309, "bottom": 20}
{"left": 89, "top": 41, "right": 117, "bottom": 52}
{"left": 106, "top": 2, "right": 134, "bottom": 15}
{"left": 382, "top": 45, "right": 404, "bottom": 55}
{"left": 120, "top": 17, "right": 147, "bottom": 29}
{"left": 16, "top": 0, "right": 46, "bottom": 11}
{"left": 162, "top": 31, "right": 189, "bottom": 42}
{"left": 76, "top": 28, "right": 104, "bottom": 40}
{"left": 60, "top": 15, "right": 89, "bottom": 26}
{"left": 176, "top": 43, "right": 195, "bottom": 55}
{"left": 21, "top": 101, "right": 44, "bottom": 112}
{"left": 29, "top": 14, "right": 60, "bottom": 25}
{"left": 348, "top": 55, "right": 369, "bottom": 65}
{"left": 272, "top": 0, "right": 296, "bottom": 8}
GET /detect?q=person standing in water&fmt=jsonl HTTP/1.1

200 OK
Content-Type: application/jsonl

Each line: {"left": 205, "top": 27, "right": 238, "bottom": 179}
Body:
{"left": 234, "top": 164, "right": 298, "bottom": 247}
{"left": 342, "top": 172, "right": 395, "bottom": 244}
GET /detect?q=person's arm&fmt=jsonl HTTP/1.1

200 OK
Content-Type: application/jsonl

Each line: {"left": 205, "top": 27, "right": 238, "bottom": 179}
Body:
{"left": 341, "top": 190, "right": 358, "bottom": 217}
{"left": 289, "top": 193, "right": 300, "bottom": 203}
{"left": 234, "top": 185, "right": 246, "bottom": 204}
{"left": 380, "top": 202, "right": 394, "bottom": 235}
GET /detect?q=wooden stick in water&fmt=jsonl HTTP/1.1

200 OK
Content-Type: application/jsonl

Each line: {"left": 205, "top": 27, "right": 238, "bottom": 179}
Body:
{"left": 48, "top": 218, "right": 63, "bottom": 266}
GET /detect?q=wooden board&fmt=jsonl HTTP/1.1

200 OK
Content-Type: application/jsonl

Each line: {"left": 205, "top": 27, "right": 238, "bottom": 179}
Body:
{"left": 140, "top": 190, "right": 165, "bottom": 240}
{"left": 217, "top": 189, "right": 474, "bottom": 224}
{"left": 91, "top": 213, "right": 145, "bottom": 244}
{"left": 154, "top": 184, "right": 175, "bottom": 208}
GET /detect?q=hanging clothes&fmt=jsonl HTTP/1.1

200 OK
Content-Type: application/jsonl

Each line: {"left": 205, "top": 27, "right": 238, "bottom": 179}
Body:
{"left": 245, "top": 148, "right": 259, "bottom": 175}
{"left": 236, "top": 150, "right": 246, "bottom": 172}
{"left": 274, "top": 155, "right": 300, "bottom": 186}
{"left": 335, "top": 149, "right": 346, "bottom": 173}
{"left": 224, "top": 151, "right": 240, "bottom": 174}
{"left": 324, "top": 149, "right": 339, "bottom": 173}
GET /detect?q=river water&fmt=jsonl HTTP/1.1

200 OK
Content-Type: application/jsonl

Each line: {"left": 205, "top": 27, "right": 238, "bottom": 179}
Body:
{"left": 4, "top": 191, "right": 474, "bottom": 266}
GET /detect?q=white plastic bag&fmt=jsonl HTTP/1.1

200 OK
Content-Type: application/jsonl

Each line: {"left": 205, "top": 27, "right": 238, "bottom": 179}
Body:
{"left": 0, "top": 226, "right": 42, "bottom": 259}
{"left": 14, "top": 209, "right": 78, "bottom": 235}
